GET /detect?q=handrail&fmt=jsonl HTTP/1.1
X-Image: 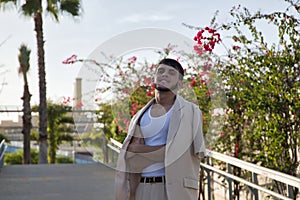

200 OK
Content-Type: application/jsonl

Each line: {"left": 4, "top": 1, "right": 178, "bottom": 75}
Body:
{"left": 202, "top": 150, "right": 300, "bottom": 200}
{"left": 205, "top": 150, "right": 300, "bottom": 189}
{"left": 106, "top": 138, "right": 300, "bottom": 199}
{"left": 0, "top": 139, "right": 7, "bottom": 169}
{"left": 201, "top": 163, "right": 292, "bottom": 200}
{"left": 110, "top": 138, "right": 122, "bottom": 149}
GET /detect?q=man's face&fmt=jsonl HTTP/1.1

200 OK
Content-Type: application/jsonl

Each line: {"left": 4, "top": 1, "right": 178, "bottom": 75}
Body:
{"left": 154, "top": 64, "right": 182, "bottom": 91}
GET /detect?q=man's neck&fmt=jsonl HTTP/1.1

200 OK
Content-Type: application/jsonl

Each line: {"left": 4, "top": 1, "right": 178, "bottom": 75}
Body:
{"left": 154, "top": 90, "right": 176, "bottom": 106}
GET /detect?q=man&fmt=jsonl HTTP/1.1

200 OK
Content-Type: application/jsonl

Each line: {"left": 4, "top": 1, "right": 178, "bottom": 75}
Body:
{"left": 115, "top": 58, "right": 206, "bottom": 200}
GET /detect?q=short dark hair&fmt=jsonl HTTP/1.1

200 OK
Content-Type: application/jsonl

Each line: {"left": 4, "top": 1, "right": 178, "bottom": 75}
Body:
{"left": 158, "top": 58, "right": 184, "bottom": 79}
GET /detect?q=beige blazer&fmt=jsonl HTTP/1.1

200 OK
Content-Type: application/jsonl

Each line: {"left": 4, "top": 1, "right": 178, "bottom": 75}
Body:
{"left": 115, "top": 95, "right": 206, "bottom": 200}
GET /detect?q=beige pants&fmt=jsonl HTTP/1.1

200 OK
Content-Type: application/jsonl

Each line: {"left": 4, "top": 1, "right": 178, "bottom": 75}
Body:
{"left": 135, "top": 182, "right": 167, "bottom": 200}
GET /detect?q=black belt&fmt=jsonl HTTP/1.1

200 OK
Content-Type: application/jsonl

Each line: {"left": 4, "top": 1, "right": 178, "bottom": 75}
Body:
{"left": 140, "top": 176, "right": 165, "bottom": 183}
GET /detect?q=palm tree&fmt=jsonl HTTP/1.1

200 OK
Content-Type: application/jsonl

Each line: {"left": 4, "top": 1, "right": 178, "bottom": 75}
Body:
{"left": 18, "top": 44, "right": 32, "bottom": 164}
{"left": 47, "top": 102, "right": 74, "bottom": 163}
{"left": 33, "top": 102, "right": 75, "bottom": 164}
{"left": 0, "top": 0, "right": 81, "bottom": 163}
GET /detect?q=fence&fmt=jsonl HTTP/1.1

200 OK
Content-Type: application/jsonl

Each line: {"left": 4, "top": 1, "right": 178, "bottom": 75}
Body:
{"left": 106, "top": 138, "right": 300, "bottom": 200}
{"left": 201, "top": 150, "right": 300, "bottom": 200}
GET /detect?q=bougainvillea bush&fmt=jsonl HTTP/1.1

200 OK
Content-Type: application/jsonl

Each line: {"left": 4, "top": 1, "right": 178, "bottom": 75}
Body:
{"left": 63, "top": 42, "right": 225, "bottom": 146}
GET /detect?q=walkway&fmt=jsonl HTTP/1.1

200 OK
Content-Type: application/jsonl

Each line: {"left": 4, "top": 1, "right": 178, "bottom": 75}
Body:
{"left": 0, "top": 163, "right": 115, "bottom": 200}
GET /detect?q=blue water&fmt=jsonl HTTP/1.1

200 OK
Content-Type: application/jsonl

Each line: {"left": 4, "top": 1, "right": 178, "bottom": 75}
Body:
{"left": 5, "top": 145, "right": 21, "bottom": 153}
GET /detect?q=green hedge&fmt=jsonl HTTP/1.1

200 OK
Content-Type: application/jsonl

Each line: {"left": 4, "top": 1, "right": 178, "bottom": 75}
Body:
{"left": 4, "top": 150, "right": 74, "bottom": 165}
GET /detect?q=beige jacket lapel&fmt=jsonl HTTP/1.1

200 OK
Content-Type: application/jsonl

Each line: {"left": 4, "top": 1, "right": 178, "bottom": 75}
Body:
{"left": 166, "top": 95, "right": 185, "bottom": 153}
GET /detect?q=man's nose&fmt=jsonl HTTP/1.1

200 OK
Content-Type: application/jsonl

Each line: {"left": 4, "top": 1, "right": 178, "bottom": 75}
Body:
{"left": 161, "top": 71, "right": 169, "bottom": 76}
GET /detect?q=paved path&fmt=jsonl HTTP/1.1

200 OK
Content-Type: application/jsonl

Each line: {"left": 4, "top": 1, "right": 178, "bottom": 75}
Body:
{"left": 0, "top": 163, "right": 115, "bottom": 200}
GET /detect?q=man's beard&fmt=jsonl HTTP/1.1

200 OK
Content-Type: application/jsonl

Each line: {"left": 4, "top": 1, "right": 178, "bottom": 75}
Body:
{"left": 154, "top": 82, "right": 178, "bottom": 92}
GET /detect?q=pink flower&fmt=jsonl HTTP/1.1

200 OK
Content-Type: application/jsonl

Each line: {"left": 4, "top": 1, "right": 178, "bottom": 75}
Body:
{"left": 118, "top": 126, "right": 122, "bottom": 131}
{"left": 203, "top": 62, "right": 212, "bottom": 71}
{"left": 205, "top": 89, "right": 213, "bottom": 96}
{"left": 131, "top": 103, "right": 138, "bottom": 111}
{"left": 151, "top": 83, "right": 156, "bottom": 90}
{"left": 62, "top": 54, "right": 77, "bottom": 64}
{"left": 121, "top": 88, "right": 129, "bottom": 94}
{"left": 194, "top": 28, "right": 221, "bottom": 53}
{"left": 62, "top": 96, "right": 71, "bottom": 104}
{"left": 144, "top": 77, "right": 152, "bottom": 85}
{"left": 233, "top": 45, "right": 241, "bottom": 50}
{"left": 75, "top": 102, "right": 83, "bottom": 109}
{"left": 135, "top": 80, "right": 141, "bottom": 85}
{"left": 123, "top": 118, "right": 129, "bottom": 125}
{"left": 194, "top": 45, "right": 205, "bottom": 56}
{"left": 147, "top": 91, "right": 153, "bottom": 97}
{"left": 128, "top": 56, "right": 137, "bottom": 64}
{"left": 190, "top": 79, "right": 197, "bottom": 87}
{"left": 150, "top": 64, "right": 155, "bottom": 70}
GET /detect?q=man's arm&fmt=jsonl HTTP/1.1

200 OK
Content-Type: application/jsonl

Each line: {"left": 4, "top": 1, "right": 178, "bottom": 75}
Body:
{"left": 128, "top": 137, "right": 165, "bottom": 153}
{"left": 125, "top": 136, "right": 165, "bottom": 173}
{"left": 126, "top": 136, "right": 165, "bottom": 161}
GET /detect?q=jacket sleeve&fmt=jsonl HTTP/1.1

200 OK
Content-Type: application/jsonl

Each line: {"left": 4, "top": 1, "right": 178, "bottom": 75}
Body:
{"left": 192, "top": 105, "right": 206, "bottom": 160}
{"left": 115, "top": 113, "right": 140, "bottom": 200}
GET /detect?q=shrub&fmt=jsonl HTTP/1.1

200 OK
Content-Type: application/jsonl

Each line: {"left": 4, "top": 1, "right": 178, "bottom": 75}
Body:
{"left": 56, "top": 155, "right": 74, "bottom": 164}
{"left": 5, "top": 150, "right": 74, "bottom": 165}
{"left": 4, "top": 150, "right": 38, "bottom": 165}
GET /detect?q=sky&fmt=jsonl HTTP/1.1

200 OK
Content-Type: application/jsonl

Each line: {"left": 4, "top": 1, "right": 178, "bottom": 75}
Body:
{"left": 0, "top": 0, "right": 290, "bottom": 121}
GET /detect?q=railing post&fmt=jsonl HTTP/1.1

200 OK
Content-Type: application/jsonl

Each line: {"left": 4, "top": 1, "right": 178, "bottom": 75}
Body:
{"left": 206, "top": 156, "right": 212, "bottom": 200}
{"left": 251, "top": 172, "right": 259, "bottom": 200}
{"left": 227, "top": 163, "right": 233, "bottom": 200}
{"left": 287, "top": 184, "right": 294, "bottom": 199}
{"left": 0, "top": 139, "right": 6, "bottom": 170}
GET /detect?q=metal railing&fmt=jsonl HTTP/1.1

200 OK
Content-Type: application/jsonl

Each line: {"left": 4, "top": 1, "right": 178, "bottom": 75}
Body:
{"left": 0, "top": 139, "right": 7, "bottom": 169}
{"left": 202, "top": 150, "right": 300, "bottom": 200}
{"left": 106, "top": 138, "right": 300, "bottom": 200}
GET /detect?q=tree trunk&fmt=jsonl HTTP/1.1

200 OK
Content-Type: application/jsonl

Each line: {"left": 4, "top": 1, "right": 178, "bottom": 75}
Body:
{"left": 34, "top": 10, "right": 48, "bottom": 164}
{"left": 49, "top": 128, "right": 56, "bottom": 164}
{"left": 22, "top": 83, "right": 32, "bottom": 164}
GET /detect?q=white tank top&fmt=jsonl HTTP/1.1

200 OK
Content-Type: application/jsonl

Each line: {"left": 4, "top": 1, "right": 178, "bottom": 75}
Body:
{"left": 140, "top": 104, "right": 173, "bottom": 177}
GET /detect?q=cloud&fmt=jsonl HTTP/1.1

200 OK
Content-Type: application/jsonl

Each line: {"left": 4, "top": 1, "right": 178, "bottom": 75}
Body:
{"left": 117, "top": 13, "right": 174, "bottom": 23}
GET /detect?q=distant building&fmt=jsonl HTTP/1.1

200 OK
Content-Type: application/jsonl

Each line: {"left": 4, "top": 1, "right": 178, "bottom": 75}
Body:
{"left": 0, "top": 115, "right": 38, "bottom": 141}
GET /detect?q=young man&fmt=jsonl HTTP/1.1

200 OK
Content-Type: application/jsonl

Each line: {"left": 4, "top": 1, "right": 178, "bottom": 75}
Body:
{"left": 115, "top": 58, "right": 206, "bottom": 200}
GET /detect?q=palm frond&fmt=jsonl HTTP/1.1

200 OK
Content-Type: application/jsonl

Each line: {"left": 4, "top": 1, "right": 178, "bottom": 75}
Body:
{"left": 21, "top": 0, "right": 41, "bottom": 16}
{"left": 0, "top": 0, "right": 17, "bottom": 10}
{"left": 46, "top": 0, "right": 59, "bottom": 21}
{"left": 18, "top": 44, "right": 31, "bottom": 74}
{"left": 60, "top": 0, "right": 81, "bottom": 16}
